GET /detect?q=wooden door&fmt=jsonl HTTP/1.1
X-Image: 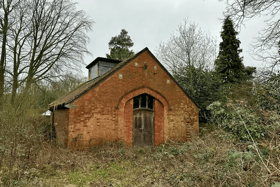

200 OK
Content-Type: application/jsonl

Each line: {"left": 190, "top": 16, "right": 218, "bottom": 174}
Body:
{"left": 133, "top": 109, "right": 154, "bottom": 146}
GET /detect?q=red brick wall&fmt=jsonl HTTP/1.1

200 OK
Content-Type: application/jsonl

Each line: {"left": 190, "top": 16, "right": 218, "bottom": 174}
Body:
{"left": 154, "top": 99, "right": 164, "bottom": 145}
{"left": 53, "top": 109, "right": 69, "bottom": 147}
{"left": 63, "top": 50, "right": 199, "bottom": 149}
{"left": 124, "top": 99, "right": 133, "bottom": 146}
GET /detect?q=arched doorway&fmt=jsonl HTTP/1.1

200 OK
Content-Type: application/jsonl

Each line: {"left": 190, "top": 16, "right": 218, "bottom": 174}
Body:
{"left": 133, "top": 94, "right": 154, "bottom": 146}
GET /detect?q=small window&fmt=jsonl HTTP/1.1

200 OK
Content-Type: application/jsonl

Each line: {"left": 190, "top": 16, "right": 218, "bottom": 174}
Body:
{"left": 133, "top": 94, "right": 154, "bottom": 109}
{"left": 141, "top": 94, "right": 146, "bottom": 108}
{"left": 133, "top": 96, "right": 139, "bottom": 109}
{"left": 147, "top": 95, "right": 153, "bottom": 109}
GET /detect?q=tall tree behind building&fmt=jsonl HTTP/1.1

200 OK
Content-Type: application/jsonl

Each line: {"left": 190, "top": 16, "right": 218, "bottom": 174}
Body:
{"left": 223, "top": 0, "right": 280, "bottom": 72}
{"left": 106, "top": 29, "right": 135, "bottom": 61}
{"left": 215, "top": 16, "right": 255, "bottom": 84}
{"left": 157, "top": 19, "right": 222, "bottom": 121}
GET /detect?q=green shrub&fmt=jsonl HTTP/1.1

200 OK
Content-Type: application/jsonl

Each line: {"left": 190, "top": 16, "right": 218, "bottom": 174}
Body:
{"left": 207, "top": 101, "right": 266, "bottom": 141}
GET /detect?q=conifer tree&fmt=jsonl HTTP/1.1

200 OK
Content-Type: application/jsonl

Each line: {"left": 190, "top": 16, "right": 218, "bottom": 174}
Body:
{"left": 215, "top": 16, "right": 248, "bottom": 84}
{"left": 106, "top": 29, "right": 135, "bottom": 61}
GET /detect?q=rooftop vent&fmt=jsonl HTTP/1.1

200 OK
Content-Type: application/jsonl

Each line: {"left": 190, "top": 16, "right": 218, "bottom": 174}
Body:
{"left": 86, "top": 57, "right": 121, "bottom": 80}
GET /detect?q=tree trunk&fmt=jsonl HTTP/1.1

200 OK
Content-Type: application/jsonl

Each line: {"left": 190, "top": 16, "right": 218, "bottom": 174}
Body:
{"left": 25, "top": 77, "right": 32, "bottom": 92}
{"left": 0, "top": 26, "right": 7, "bottom": 107}
{"left": 0, "top": 66, "right": 4, "bottom": 107}
{"left": 0, "top": 1, "right": 12, "bottom": 107}
{"left": 10, "top": 75, "right": 18, "bottom": 105}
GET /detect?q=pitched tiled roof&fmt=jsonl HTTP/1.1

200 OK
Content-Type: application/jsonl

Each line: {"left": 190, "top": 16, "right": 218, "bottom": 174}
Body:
{"left": 49, "top": 47, "right": 200, "bottom": 109}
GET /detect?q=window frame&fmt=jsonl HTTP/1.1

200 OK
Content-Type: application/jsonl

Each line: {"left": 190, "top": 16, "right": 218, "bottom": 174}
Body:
{"left": 133, "top": 94, "right": 154, "bottom": 110}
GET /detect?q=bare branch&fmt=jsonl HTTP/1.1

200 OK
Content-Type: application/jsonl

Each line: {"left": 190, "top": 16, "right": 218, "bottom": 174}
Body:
{"left": 223, "top": 0, "right": 280, "bottom": 72}
{"left": 1, "top": 0, "right": 93, "bottom": 103}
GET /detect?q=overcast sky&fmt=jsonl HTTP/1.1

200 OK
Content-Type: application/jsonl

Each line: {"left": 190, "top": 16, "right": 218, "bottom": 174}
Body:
{"left": 76, "top": 0, "right": 265, "bottom": 77}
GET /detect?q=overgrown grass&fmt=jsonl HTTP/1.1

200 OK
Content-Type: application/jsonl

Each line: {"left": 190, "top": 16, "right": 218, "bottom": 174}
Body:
{"left": 0, "top": 86, "right": 279, "bottom": 186}
{"left": 0, "top": 123, "right": 279, "bottom": 187}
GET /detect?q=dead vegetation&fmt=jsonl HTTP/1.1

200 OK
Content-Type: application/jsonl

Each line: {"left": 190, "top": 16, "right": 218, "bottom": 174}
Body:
{"left": 0, "top": 82, "right": 279, "bottom": 186}
{"left": 0, "top": 120, "right": 279, "bottom": 187}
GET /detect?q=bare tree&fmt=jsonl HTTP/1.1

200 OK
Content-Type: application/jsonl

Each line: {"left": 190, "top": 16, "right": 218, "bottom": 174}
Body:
{"left": 5, "top": 0, "right": 31, "bottom": 104}
{"left": 157, "top": 19, "right": 217, "bottom": 72}
{"left": 1, "top": 0, "right": 93, "bottom": 103}
{"left": 157, "top": 19, "right": 217, "bottom": 94}
{"left": 223, "top": 0, "right": 280, "bottom": 72}
{"left": 0, "top": 0, "right": 21, "bottom": 105}
{"left": 49, "top": 73, "right": 87, "bottom": 96}
{"left": 24, "top": 0, "right": 93, "bottom": 89}
{"left": 156, "top": 19, "right": 220, "bottom": 122}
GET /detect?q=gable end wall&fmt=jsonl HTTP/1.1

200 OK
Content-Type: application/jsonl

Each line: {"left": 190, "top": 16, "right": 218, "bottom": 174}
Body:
{"left": 64, "top": 50, "right": 198, "bottom": 149}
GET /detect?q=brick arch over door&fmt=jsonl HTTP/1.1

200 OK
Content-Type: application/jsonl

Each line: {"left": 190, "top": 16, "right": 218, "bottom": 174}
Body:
{"left": 117, "top": 87, "right": 169, "bottom": 146}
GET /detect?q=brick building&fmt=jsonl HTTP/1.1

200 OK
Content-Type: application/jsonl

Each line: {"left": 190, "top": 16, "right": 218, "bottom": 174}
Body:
{"left": 49, "top": 47, "right": 199, "bottom": 149}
